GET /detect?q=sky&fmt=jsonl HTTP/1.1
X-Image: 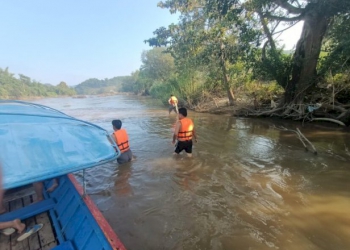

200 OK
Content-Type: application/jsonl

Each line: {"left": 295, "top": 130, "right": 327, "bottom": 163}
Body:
{"left": 0, "top": 1, "right": 302, "bottom": 86}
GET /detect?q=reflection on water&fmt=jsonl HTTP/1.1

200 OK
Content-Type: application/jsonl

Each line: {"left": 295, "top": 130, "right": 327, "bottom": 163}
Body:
{"left": 35, "top": 96, "right": 350, "bottom": 250}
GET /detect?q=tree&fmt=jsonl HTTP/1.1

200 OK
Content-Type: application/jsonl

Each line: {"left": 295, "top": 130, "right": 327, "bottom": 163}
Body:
{"left": 146, "top": 0, "right": 252, "bottom": 105}
{"left": 148, "top": 0, "right": 350, "bottom": 107}
{"left": 0, "top": 68, "right": 76, "bottom": 98}
{"left": 141, "top": 47, "right": 175, "bottom": 82}
{"left": 319, "top": 13, "right": 350, "bottom": 74}
{"left": 124, "top": 47, "right": 176, "bottom": 95}
{"left": 245, "top": 0, "right": 350, "bottom": 108}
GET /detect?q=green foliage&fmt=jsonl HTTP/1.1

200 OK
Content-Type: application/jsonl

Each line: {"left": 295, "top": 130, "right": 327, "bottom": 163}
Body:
{"left": 149, "top": 80, "right": 176, "bottom": 104}
{"left": 142, "top": 0, "right": 350, "bottom": 107}
{"left": 0, "top": 67, "right": 76, "bottom": 99}
{"left": 319, "top": 14, "right": 350, "bottom": 74}
{"left": 244, "top": 80, "right": 284, "bottom": 103}
{"left": 120, "top": 71, "right": 139, "bottom": 93}
{"left": 56, "top": 81, "right": 76, "bottom": 95}
{"left": 120, "top": 47, "right": 176, "bottom": 96}
{"left": 251, "top": 48, "right": 293, "bottom": 88}
{"left": 175, "top": 70, "right": 208, "bottom": 106}
{"left": 141, "top": 47, "right": 175, "bottom": 82}
{"left": 318, "top": 71, "right": 350, "bottom": 103}
{"left": 74, "top": 76, "right": 131, "bottom": 95}
{"left": 145, "top": 0, "right": 262, "bottom": 104}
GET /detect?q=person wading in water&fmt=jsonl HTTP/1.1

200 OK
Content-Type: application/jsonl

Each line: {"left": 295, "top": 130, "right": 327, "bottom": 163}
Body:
{"left": 172, "top": 107, "right": 197, "bottom": 157}
{"left": 111, "top": 120, "right": 134, "bottom": 164}
{"left": 168, "top": 94, "right": 178, "bottom": 114}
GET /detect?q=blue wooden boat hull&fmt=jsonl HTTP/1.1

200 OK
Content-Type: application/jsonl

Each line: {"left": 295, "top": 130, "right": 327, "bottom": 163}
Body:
{"left": 47, "top": 174, "right": 126, "bottom": 250}
{"left": 0, "top": 175, "right": 126, "bottom": 250}
{"left": 0, "top": 100, "right": 125, "bottom": 249}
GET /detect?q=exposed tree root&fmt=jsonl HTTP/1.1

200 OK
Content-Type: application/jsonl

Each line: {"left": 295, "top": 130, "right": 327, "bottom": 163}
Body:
{"left": 310, "top": 118, "right": 345, "bottom": 126}
{"left": 235, "top": 101, "right": 350, "bottom": 127}
{"left": 191, "top": 93, "right": 350, "bottom": 127}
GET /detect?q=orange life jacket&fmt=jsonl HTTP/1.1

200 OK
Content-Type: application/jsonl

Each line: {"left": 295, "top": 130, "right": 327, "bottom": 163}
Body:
{"left": 169, "top": 96, "right": 178, "bottom": 105}
{"left": 114, "top": 129, "right": 130, "bottom": 153}
{"left": 178, "top": 118, "right": 194, "bottom": 141}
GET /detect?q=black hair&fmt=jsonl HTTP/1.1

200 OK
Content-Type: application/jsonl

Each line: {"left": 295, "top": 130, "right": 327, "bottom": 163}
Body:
{"left": 170, "top": 94, "right": 173, "bottom": 97}
{"left": 178, "top": 107, "right": 187, "bottom": 117}
{"left": 112, "top": 119, "right": 122, "bottom": 129}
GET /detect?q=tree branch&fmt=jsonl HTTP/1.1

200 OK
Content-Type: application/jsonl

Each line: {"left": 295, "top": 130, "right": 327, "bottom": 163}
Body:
{"left": 294, "top": 0, "right": 302, "bottom": 9}
{"left": 264, "top": 13, "right": 303, "bottom": 22}
{"left": 273, "top": 0, "right": 303, "bottom": 14}
{"left": 258, "top": 11, "right": 277, "bottom": 51}
{"left": 321, "top": 103, "right": 347, "bottom": 113}
{"left": 272, "top": 21, "right": 301, "bottom": 36}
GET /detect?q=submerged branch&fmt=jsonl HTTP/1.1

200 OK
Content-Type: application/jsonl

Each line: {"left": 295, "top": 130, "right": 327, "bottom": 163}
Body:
{"left": 272, "top": 125, "right": 308, "bottom": 151}
{"left": 296, "top": 128, "right": 317, "bottom": 155}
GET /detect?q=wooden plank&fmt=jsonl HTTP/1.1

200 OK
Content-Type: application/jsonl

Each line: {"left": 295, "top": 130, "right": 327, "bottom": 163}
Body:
{"left": 0, "top": 234, "right": 11, "bottom": 250}
{"left": 23, "top": 196, "right": 41, "bottom": 250}
{"left": 0, "top": 198, "right": 11, "bottom": 250}
{"left": 1, "top": 193, "right": 58, "bottom": 250}
{"left": 36, "top": 211, "right": 57, "bottom": 249}
{"left": 0, "top": 198, "right": 55, "bottom": 221}
{"left": 10, "top": 198, "right": 29, "bottom": 250}
{"left": 3, "top": 186, "right": 35, "bottom": 203}
{"left": 41, "top": 241, "right": 57, "bottom": 250}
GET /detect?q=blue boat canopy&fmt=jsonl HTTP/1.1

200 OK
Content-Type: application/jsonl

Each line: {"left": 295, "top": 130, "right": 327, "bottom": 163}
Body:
{"left": 0, "top": 101, "right": 119, "bottom": 189}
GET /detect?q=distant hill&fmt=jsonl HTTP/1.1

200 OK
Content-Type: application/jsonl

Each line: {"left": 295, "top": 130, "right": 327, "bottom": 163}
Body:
{"left": 74, "top": 76, "right": 132, "bottom": 95}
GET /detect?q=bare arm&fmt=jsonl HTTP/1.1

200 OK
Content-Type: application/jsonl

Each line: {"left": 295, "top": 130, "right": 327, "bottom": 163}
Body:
{"left": 172, "top": 121, "right": 181, "bottom": 144}
{"left": 111, "top": 133, "right": 117, "bottom": 143}
{"left": 192, "top": 128, "right": 197, "bottom": 142}
{"left": 111, "top": 133, "right": 119, "bottom": 150}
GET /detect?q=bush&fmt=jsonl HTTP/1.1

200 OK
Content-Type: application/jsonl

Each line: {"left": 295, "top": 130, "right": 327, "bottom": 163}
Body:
{"left": 244, "top": 80, "right": 284, "bottom": 104}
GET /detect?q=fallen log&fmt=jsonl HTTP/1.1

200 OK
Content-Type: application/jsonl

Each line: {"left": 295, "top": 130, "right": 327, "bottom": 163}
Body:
{"left": 310, "top": 118, "right": 345, "bottom": 126}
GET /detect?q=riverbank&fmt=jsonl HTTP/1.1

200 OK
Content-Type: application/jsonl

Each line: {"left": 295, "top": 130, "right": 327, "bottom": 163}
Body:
{"left": 187, "top": 96, "right": 350, "bottom": 128}
{"left": 189, "top": 96, "right": 262, "bottom": 116}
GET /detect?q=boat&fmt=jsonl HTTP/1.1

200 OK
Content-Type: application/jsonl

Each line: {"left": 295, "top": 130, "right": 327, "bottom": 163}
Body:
{"left": 0, "top": 100, "right": 127, "bottom": 250}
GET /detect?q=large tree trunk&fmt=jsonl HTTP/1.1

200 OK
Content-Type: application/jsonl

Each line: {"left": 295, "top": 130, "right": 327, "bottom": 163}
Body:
{"left": 222, "top": 70, "right": 235, "bottom": 106}
{"left": 284, "top": 8, "right": 329, "bottom": 105}
{"left": 220, "top": 48, "right": 235, "bottom": 105}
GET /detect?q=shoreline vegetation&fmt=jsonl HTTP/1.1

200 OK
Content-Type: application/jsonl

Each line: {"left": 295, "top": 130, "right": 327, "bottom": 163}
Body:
{"left": 137, "top": 1, "right": 350, "bottom": 128}
{"left": 2, "top": 1, "right": 350, "bottom": 127}
{"left": 1, "top": 63, "right": 350, "bottom": 128}
{"left": 189, "top": 95, "right": 350, "bottom": 128}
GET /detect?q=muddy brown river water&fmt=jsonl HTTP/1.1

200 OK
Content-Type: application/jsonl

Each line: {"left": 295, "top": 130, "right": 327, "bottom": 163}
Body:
{"left": 35, "top": 95, "right": 350, "bottom": 250}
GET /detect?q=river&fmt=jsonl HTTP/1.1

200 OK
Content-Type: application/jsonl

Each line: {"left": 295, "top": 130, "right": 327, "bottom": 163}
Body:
{"left": 34, "top": 95, "right": 350, "bottom": 250}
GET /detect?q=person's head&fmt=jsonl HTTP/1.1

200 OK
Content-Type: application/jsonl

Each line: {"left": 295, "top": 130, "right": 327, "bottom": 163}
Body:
{"left": 112, "top": 119, "right": 122, "bottom": 130}
{"left": 178, "top": 107, "right": 187, "bottom": 118}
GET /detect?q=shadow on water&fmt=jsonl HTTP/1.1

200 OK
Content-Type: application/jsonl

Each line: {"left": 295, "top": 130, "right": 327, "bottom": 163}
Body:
{"left": 35, "top": 96, "right": 350, "bottom": 250}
